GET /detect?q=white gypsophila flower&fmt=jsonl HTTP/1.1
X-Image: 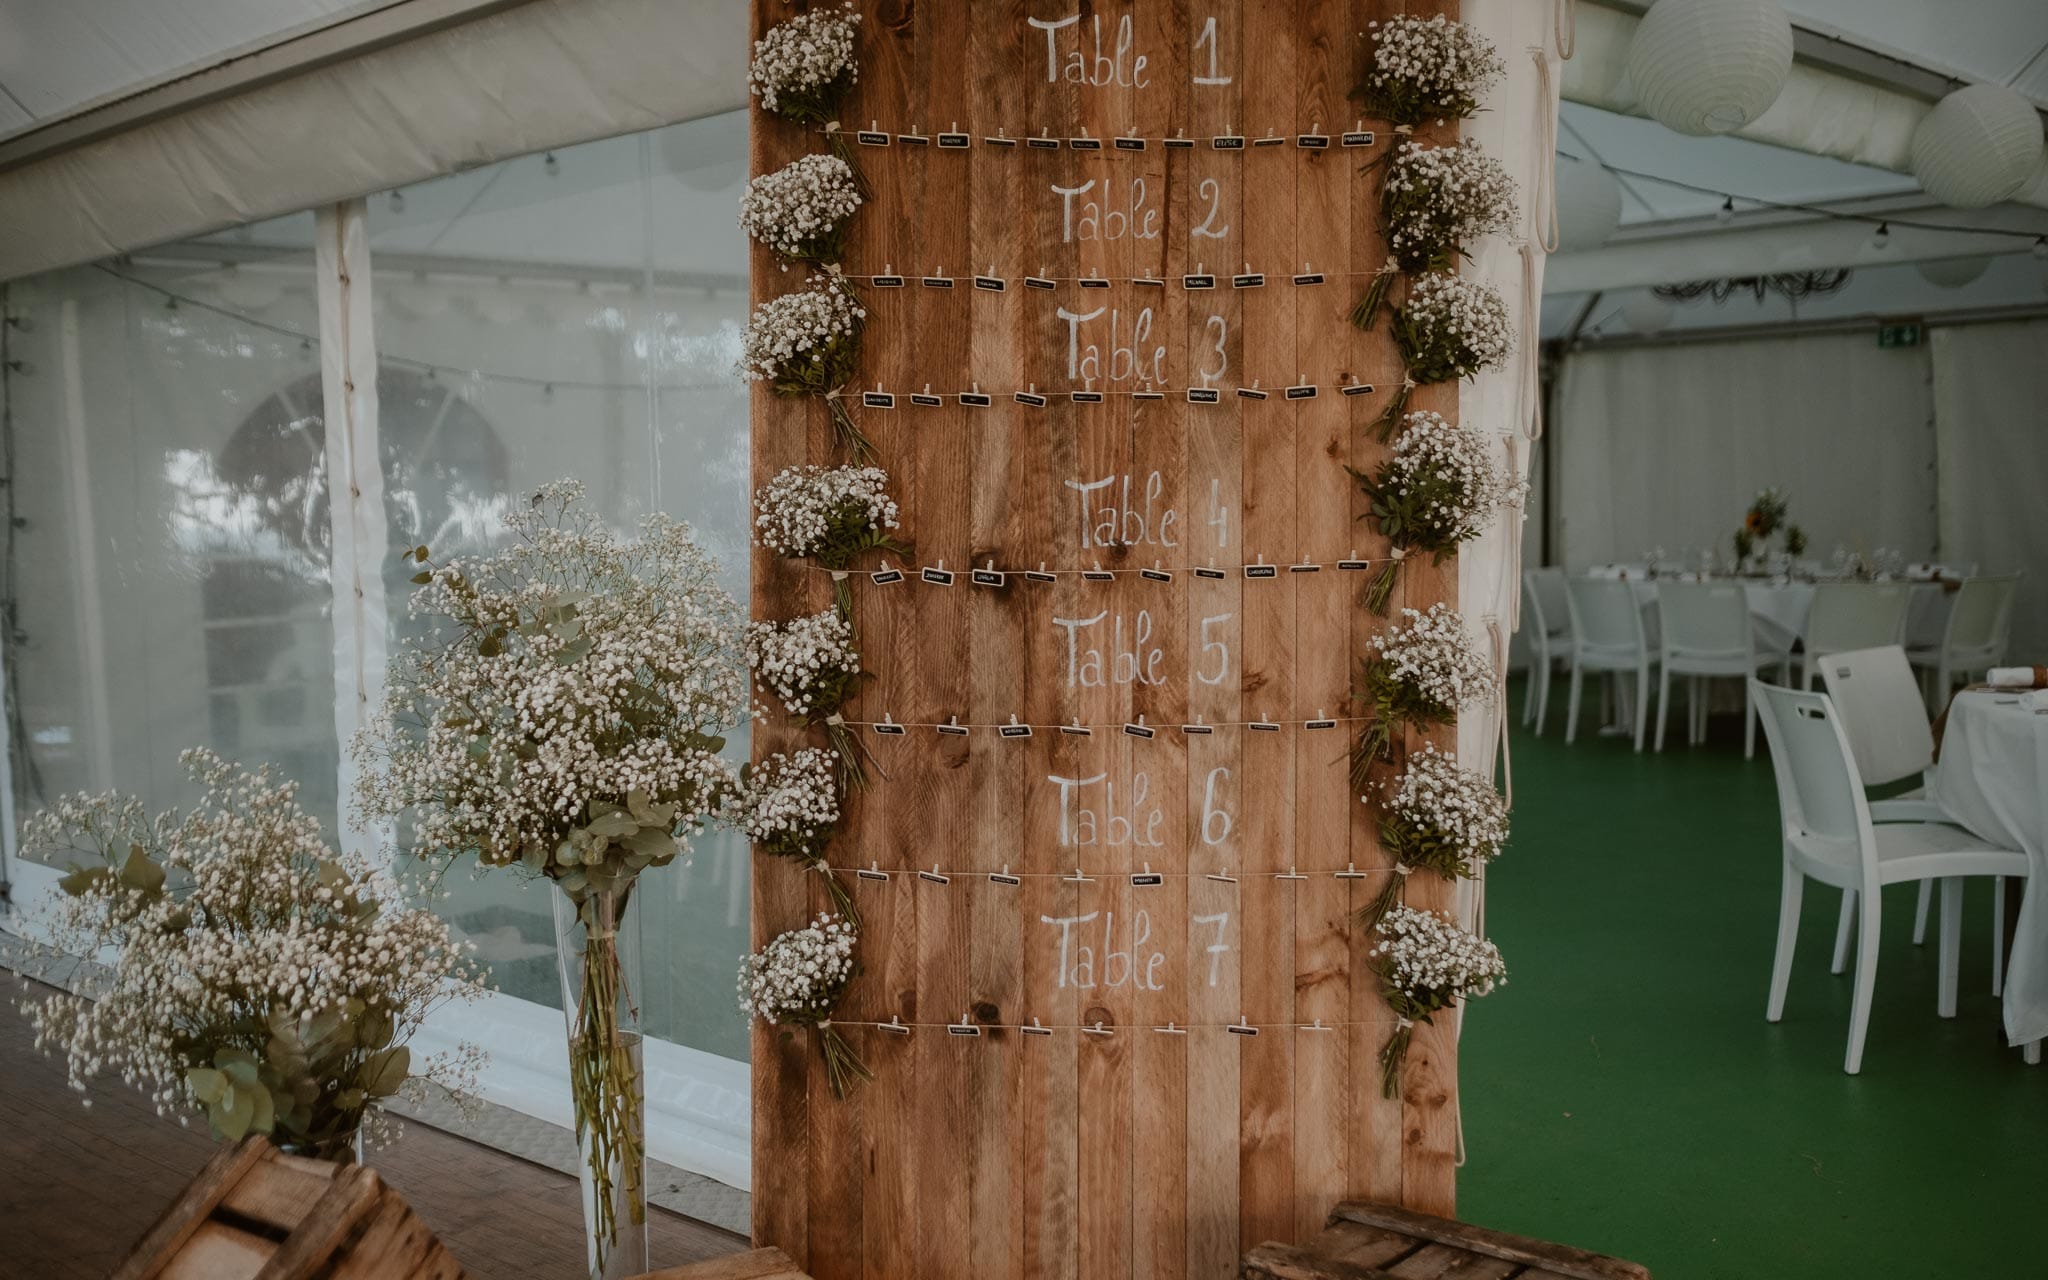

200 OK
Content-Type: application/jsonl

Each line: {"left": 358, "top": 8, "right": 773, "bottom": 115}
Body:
{"left": 1360, "top": 14, "right": 1504, "bottom": 125}
{"left": 355, "top": 480, "right": 750, "bottom": 889}
{"left": 1383, "top": 742, "right": 1510, "bottom": 873}
{"left": 752, "top": 464, "right": 899, "bottom": 564}
{"left": 739, "top": 153, "right": 863, "bottom": 263}
{"left": 1397, "top": 273, "right": 1514, "bottom": 382}
{"left": 19, "top": 749, "right": 487, "bottom": 1149}
{"left": 749, "top": 3, "right": 861, "bottom": 119}
{"left": 1371, "top": 602, "right": 1498, "bottom": 714}
{"left": 749, "top": 608, "right": 861, "bottom": 717}
{"left": 738, "top": 912, "right": 858, "bottom": 1026}
{"left": 1371, "top": 903, "right": 1506, "bottom": 1003}
{"left": 725, "top": 748, "right": 840, "bottom": 855}
{"left": 737, "top": 274, "right": 866, "bottom": 389}
{"left": 1384, "top": 140, "right": 1519, "bottom": 270}
{"left": 1376, "top": 410, "right": 1526, "bottom": 549}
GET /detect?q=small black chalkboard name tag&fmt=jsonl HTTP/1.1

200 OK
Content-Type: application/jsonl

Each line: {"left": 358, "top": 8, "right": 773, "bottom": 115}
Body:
{"left": 877, "top": 1016, "right": 910, "bottom": 1033}
{"left": 982, "top": 134, "right": 1017, "bottom": 148}
{"left": 1081, "top": 568, "right": 1116, "bottom": 582}
{"left": 1132, "top": 389, "right": 1166, "bottom": 401}
{"left": 870, "top": 567, "right": 906, "bottom": 585}
{"left": 1285, "top": 383, "right": 1317, "bottom": 400}
{"left": 936, "top": 721, "right": 969, "bottom": 736}
{"left": 946, "top": 1021, "right": 982, "bottom": 1036}
{"left": 1024, "top": 275, "right": 1057, "bottom": 291}
{"left": 988, "top": 870, "right": 1022, "bottom": 886}
{"left": 1226, "top": 1022, "right": 1260, "bottom": 1037}
{"left": 1139, "top": 567, "right": 1172, "bottom": 582}
{"left": 1059, "top": 723, "right": 1092, "bottom": 737}
{"left": 919, "top": 868, "right": 952, "bottom": 884}
{"left": 910, "top": 392, "right": 944, "bottom": 407}
{"left": 1026, "top": 134, "right": 1060, "bottom": 150}
{"left": 1163, "top": 135, "right": 1196, "bottom": 149}
{"left": 998, "top": 722, "right": 1033, "bottom": 739}
{"left": 1122, "top": 722, "right": 1156, "bottom": 739}
{"left": 1131, "top": 870, "right": 1164, "bottom": 886}
{"left": 1187, "top": 387, "right": 1221, "bottom": 404}
{"left": 856, "top": 130, "right": 890, "bottom": 146}
{"left": 1068, "top": 135, "right": 1102, "bottom": 151}
{"left": 1071, "top": 390, "right": 1105, "bottom": 404}
{"left": 1014, "top": 391, "right": 1048, "bottom": 408}
{"left": 1213, "top": 134, "right": 1246, "bottom": 150}
{"left": 1232, "top": 273, "right": 1265, "bottom": 289}
{"left": 973, "top": 275, "right": 1006, "bottom": 292}
{"left": 1113, "top": 136, "right": 1146, "bottom": 151}
{"left": 1183, "top": 273, "right": 1217, "bottom": 290}
{"left": 959, "top": 391, "right": 993, "bottom": 407}
{"left": 1236, "top": 386, "right": 1268, "bottom": 401}
{"left": 1133, "top": 275, "right": 1165, "bottom": 288}
{"left": 1248, "top": 719, "right": 1281, "bottom": 732}
{"left": 897, "top": 131, "right": 930, "bottom": 146}
{"left": 1252, "top": 134, "right": 1285, "bottom": 148}
{"left": 1342, "top": 130, "right": 1375, "bottom": 147}
{"left": 1297, "top": 133, "right": 1330, "bottom": 149}
{"left": 971, "top": 568, "right": 1005, "bottom": 587}
{"left": 921, "top": 275, "right": 954, "bottom": 289}
{"left": 862, "top": 391, "right": 895, "bottom": 409}
{"left": 937, "top": 132, "right": 970, "bottom": 149}
{"left": 1180, "top": 722, "right": 1215, "bottom": 735}
{"left": 1337, "top": 558, "right": 1370, "bottom": 571}
{"left": 1293, "top": 271, "right": 1327, "bottom": 286}
{"left": 1024, "top": 569, "right": 1058, "bottom": 583}
{"left": 1020, "top": 1022, "right": 1053, "bottom": 1036}
{"left": 1078, "top": 276, "right": 1111, "bottom": 289}
{"left": 1340, "top": 382, "right": 1375, "bottom": 397}
{"left": 1288, "top": 562, "right": 1321, "bottom": 574}
{"left": 1304, "top": 717, "right": 1338, "bottom": 731}
{"left": 1192, "top": 566, "right": 1227, "bottom": 580}
{"left": 872, "top": 274, "right": 906, "bottom": 288}
{"left": 1244, "top": 563, "right": 1278, "bottom": 579}
{"left": 858, "top": 866, "right": 892, "bottom": 881}
{"left": 921, "top": 566, "right": 956, "bottom": 585}
{"left": 873, "top": 721, "right": 908, "bottom": 736}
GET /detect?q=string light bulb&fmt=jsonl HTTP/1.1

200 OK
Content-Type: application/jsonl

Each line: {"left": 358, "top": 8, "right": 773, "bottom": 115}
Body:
{"left": 1716, "top": 195, "right": 1735, "bottom": 223}
{"left": 1870, "top": 221, "right": 1891, "bottom": 251}
{"left": 388, "top": 189, "right": 406, "bottom": 214}
{"left": 2034, "top": 236, "right": 2048, "bottom": 259}
{"left": 544, "top": 152, "right": 560, "bottom": 176}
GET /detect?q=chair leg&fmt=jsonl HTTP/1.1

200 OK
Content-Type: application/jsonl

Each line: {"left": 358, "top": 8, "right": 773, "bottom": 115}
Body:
{"left": 1830, "top": 889, "right": 1856, "bottom": 975}
{"left": 1993, "top": 877, "right": 2007, "bottom": 997}
{"left": 1654, "top": 666, "right": 1672, "bottom": 752}
{"left": 1534, "top": 661, "right": 1550, "bottom": 736}
{"left": 1767, "top": 860, "right": 1804, "bottom": 1022}
{"left": 1690, "top": 676, "right": 1705, "bottom": 745}
{"left": 1565, "top": 664, "right": 1584, "bottom": 745}
{"left": 1632, "top": 665, "right": 1650, "bottom": 753}
{"left": 1744, "top": 675, "right": 1757, "bottom": 760}
{"left": 1938, "top": 876, "right": 1963, "bottom": 1019}
{"left": 2028, "top": 1040, "right": 2042, "bottom": 1066}
{"left": 1845, "top": 885, "right": 1882, "bottom": 1075}
{"left": 1912, "top": 878, "right": 1932, "bottom": 945}
{"left": 1522, "top": 648, "right": 1538, "bottom": 727}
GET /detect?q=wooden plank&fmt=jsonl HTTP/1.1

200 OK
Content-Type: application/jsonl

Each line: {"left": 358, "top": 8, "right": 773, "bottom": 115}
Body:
{"left": 249, "top": 1166, "right": 381, "bottom": 1280}
{"left": 160, "top": 1221, "right": 273, "bottom": 1280}
{"left": 1240, "top": 1241, "right": 1400, "bottom": 1280}
{"left": 634, "top": 1247, "right": 812, "bottom": 1280}
{"left": 1328, "top": 1203, "right": 1653, "bottom": 1280}
{"left": 114, "top": 1137, "right": 272, "bottom": 1280}
{"left": 334, "top": 1194, "right": 465, "bottom": 1280}
{"left": 1313, "top": 1220, "right": 1427, "bottom": 1269}
{"left": 217, "top": 1160, "right": 336, "bottom": 1234}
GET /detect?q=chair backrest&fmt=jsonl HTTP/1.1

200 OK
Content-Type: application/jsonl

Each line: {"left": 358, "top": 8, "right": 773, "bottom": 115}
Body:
{"left": 1942, "top": 573, "right": 2021, "bottom": 654}
{"left": 1657, "top": 581, "right": 1752, "bottom": 659}
{"left": 1805, "top": 582, "right": 1912, "bottom": 661}
{"left": 1751, "top": 680, "right": 1876, "bottom": 878}
{"left": 1566, "top": 577, "right": 1645, "bottom": 654}
{"left": 1817, "top": 645, "right": 1935, "bottom": 787}
{"left": 1523, "top": 567, "right": 1571, "bottom": 640}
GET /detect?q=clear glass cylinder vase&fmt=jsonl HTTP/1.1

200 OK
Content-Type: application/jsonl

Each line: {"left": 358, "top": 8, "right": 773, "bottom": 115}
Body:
{"left": 552, "top": 882, "right": 649, "bottom": 1280}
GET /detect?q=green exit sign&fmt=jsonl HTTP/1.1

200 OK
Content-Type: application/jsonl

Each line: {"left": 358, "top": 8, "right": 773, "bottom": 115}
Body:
{"left": 1879, "top": 322, "right": 1922, "bottom": 348}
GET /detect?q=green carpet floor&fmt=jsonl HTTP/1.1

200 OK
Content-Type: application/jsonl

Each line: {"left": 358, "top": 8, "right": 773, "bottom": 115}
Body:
{"left": 1457, "top": 678, "right": 2042, "bottom": 1279}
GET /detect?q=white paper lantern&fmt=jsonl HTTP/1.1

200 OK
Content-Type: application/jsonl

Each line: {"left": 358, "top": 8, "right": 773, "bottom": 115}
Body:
{"left": 1627, "top": 0, "right": 1794, "bottom": 136}
{"left": 1914, "top": 256, "right": 1992, "bottom": 289}
{"left": 1554, "top": 152, "right": 1623, "bottom": 252}
{"left": 1911, "top": 84, "right": 2045, "bottom": 209}
{"left": 1623, "top": 294, "right": 1676, "bottom": 334}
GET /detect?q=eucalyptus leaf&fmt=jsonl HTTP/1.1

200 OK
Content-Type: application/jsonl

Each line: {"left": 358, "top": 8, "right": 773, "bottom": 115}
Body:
{"left": 360, "top": 1046, "right": 411, "bottom": 1098}
{"left": 186, "top": 1066, "right": 225, "bottom": 1104}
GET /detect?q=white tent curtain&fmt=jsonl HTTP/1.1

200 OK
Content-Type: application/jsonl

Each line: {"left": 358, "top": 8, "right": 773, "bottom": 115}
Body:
{"left": 1932, "top": 319, "right": 2048, "bottom": 658}
{"left": 1551, "top": 331, "right": 1937, "bottom": 570}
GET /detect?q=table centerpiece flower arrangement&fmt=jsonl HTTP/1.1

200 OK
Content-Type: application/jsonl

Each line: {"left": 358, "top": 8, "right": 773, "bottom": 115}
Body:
{"left": 355, "top": 480, "right": 750, "bottom": 1278}
{"left": 19, "top": 748, "right": 486, "bottom": 1162}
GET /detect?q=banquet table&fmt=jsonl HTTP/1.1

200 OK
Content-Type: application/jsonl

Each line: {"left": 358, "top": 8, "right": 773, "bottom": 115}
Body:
{"left": 1616, "top": 577, "right": 1951, "bottom": 653}
{"left": 1929, "top": 689, "right": 2048, "bottom": 1056}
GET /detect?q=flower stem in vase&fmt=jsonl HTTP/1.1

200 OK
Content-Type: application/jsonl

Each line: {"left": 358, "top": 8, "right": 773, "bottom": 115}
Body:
{"left": 555, "top": 884, "right": 649, "bottom": 1280}
{"left": 1379, "top": 1020, "right": 1414, "bottom": 1100}
{"left": 827, "top": 396, "right": 876, "bottom": 465}
{"left": 816, "top": 1020, "right": 874, "bottom": 1100}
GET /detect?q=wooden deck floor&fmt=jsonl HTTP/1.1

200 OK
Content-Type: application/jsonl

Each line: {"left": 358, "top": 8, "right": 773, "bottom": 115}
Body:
{"left": 0, "top": 977, "right": 749, "bottom": 1279}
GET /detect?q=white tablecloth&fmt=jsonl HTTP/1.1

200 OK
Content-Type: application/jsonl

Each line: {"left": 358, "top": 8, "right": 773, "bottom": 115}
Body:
{"left": 1616, "top": 578, "right": 1950, "bottom": 652}
{"left": 1929, "top": 690, "right": 2048, "bottom": 1048}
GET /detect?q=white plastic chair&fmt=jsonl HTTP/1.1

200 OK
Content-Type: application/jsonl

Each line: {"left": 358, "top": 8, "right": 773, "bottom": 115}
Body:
{"left": 1521, "top": 567, "right": 1573, "bottom": 734}
{"left": 1564, "top": 577, "right": 1655, "bottom": 751}
{"left": 1653, "top": 581, "right": 1791, "bottom": 758}
{"left": 1801, "top": 582, "right": 1912, "bottom": 689}
{"left": 1752, "top": 679, "right": 2028, "bottom": 1073}
{"left": 1817, "top": 645, "right": 2014, "bottom": 994}
{"left": 1908, "top": 573, "right": 2020, "bottom": 712}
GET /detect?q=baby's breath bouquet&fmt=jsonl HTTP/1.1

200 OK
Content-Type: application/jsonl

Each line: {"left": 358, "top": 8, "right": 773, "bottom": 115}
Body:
{"left": 1379, "top": 273, "right": 1514, "bottom": 429}
{"left": 1358, "top": 743, "right": 1510, "bottom": 927}
{"left": 20, "top": 749, "right": 486, "bottom": 1161}
{"left": 741, "top": 912, "right": 871, "bottom": 1100}
{"left": 727, "top": 748, "right": 858, "bottom": 923}
{"left": 1353, "top": 140, "right": 1518, "bottom": 330}
{"left": 356, "top": 480, "right": 748, "bottom": 1276}
{"left": 1351, "top": 410, "right": 1524, "bottom": 614}
{"left": 753, "top": 463, "right": 906, "bottom": 616}
{"left": 1353, "top": 602, "right": 1497, "bottom": 780}
{"left": 740, "top": 274, "right": 872, "bottom": 460}
{"left": 1370, "top": 905, "right": 1505, "bottom": 1099}
{"left": 749, "top": 607, "right": 872, "bottom": 789}
{"left": 740, "top": 153, "right": 863, "bottom": 266}
{"left": 1352, "top": 14, "right": 1504, "bottom": 127}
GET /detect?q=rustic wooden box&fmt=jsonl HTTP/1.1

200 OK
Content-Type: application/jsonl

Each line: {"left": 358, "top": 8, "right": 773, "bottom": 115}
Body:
{"left": 633, "top": 1247, "right": 812, "bottom": 1279}
{"left": 1243, "top": 1201, "right": 1651, "bottom": 1280}
{"left": 115, "top": 1136, "right": 464, "bottom": 1280}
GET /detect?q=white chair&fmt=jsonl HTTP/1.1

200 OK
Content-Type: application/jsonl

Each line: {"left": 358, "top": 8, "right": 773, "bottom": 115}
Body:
{"left": 1908, "top": 573, "right": 2020, "bottom": 712}
{"left": 1817, "top": 645, "right": 2014, "bottom": 994}
{"left": 1521, "top": 567, "right": 1573, "bottom": 734}
{"left": 1564, "top": 577, "right": 1655, "bottom": 751}
{"left": 1801, "top": 582, "right": 1912, "bottom": 689}
{"left": 1752, "top": 678, "right": 2027, "bottom": 1073}
{"left": 1653, "top": 581, "right": 1791, "bottom": 758}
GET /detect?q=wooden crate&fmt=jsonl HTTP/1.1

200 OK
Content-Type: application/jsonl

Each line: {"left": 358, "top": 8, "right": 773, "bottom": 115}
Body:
{"left": 114, "top": 1136, "right": 465, "bottom": 1280}
{"left": 633, "top": 1247, "right": 812, "bottom": 1279}
{"left": 1242, "top": 1201, "right": 1651, "bottom": 1280}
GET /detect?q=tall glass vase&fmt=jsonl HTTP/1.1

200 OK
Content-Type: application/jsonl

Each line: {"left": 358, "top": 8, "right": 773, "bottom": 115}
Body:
{"left": 553, "top": 882, "right": 649, "bottom": 1280}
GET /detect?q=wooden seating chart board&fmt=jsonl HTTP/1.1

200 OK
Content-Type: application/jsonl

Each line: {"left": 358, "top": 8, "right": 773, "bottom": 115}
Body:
{"left": 748, "top": 3, "right": 1462, "bottom": 1278}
